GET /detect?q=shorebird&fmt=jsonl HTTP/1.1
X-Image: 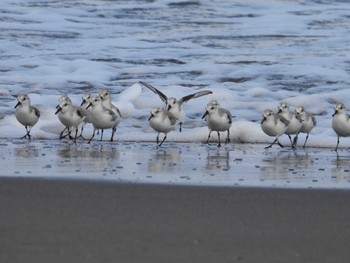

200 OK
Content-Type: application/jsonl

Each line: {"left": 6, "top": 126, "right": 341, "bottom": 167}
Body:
{"left": 86, "top": 95, "right": 120, "bottom": 143}
{"left": 206, "top": 99, "right": 220, "bottom": 108}
{"left": 55, "top": 95, "right": 73, "bottom": 138}
{"left": 140, "top": 81, "right": 212, "bottom": 132}
{"left": 295, "top": 106, "right": 317, "bottom": 148}
{"left": 99, "top": 89, "right": 122, "bottom": 118}
{"left": 277, "top": 102, "right": 303, "bottom": 149}
{"left": 332, "top": 102, "right": 350, "bottom": 151}
{"left": 14, "top": 94, "right": 40, "bottom": 140}
{"left": 79, "top": 93, "right": 93, "bottom": 138}
{"left": 149, "top": 107, "right": 177, "bottom": 146}
{"left": 202, "top": 102, "right": 232, "bottom": 147}
{"left": 261, "top": 109, "right": 290, "bottom": 149}
{"left": 55, "top": 99, "right": 85, "bottom": 143}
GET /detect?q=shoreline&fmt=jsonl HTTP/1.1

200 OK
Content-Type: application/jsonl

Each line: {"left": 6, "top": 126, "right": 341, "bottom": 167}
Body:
{"left": 1, "top": 139, "right": 350, "bottom": 189}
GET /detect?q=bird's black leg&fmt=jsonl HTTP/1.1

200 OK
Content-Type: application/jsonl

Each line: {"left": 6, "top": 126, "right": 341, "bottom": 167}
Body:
{"left": 158, "top": 135, "right": 167, "bottom": 146}
{"left": 303, "top": 134, "right": 309, "bottom": 148}
{"left": 206, "top": 131, "right": 212, "bottom": 145}
{"left": 335, "top": 136, "right": 340, "bottom": 151}
{"left": 217, "top": 131, "right": 221, "bottom": 148}
{"left": 265, "top": 138, "right": 279, "bottom": 149}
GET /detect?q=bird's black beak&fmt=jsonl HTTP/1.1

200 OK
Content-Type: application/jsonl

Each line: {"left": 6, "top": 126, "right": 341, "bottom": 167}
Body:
{"left": 86, "top": 102, "right": 92, "bottom": 110}
{"left": 55, "top": 104, "right": 59, "bottom": 109}
{"left": 277, "top": 109, "right": 282, "bottom": 114}
{"left": 81, "top": 99, "right": 86, "bottom": 106}
{"left": 55, "top": 107, "right": 62, "bottom": 115}
{"left": 149, "top": 114, "right": 154, "bottom": 121}
{"left": 14, "top": 101, "right": 21, "bottom": 108}
{"left": 167, "top": 105, "right": 171, "bottom": 111}
{"left": 332, "top": 110, "right": 338, "bottom": 117}
{"left": 202, "top": 111, "right": 209, "bottom": 119}
{"left": 261, "top": 117, "right": 266, "bottom": 124}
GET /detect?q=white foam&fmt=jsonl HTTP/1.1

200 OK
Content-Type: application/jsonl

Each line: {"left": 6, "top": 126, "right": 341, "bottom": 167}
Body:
{"left": 1, "top": 0, "right": 350, "bottom": 149}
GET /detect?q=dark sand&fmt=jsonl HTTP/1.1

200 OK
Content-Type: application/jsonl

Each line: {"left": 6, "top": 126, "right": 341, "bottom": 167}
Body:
{"left": 1, "top": 177, "right": 350, "bottom": 263}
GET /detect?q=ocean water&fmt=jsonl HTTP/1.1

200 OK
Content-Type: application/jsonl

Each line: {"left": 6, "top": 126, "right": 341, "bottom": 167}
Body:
{"left": 1, "top": 0, "right": 350, "bottom": 148}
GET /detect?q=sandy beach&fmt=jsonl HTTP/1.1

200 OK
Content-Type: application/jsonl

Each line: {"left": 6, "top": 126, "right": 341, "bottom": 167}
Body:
{"left": 1, "top": 178, "right": 350, "bottom": 263}
{"left": 0, "top": 140, "right": 350, "bottom": 262}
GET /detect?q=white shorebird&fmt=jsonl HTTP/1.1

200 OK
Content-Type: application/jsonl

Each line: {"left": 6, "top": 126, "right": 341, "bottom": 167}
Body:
{"left": 149, "top": 107, "right": 177, "bottom": 146}
{"left": 140, "top": 81, "right": 212, "bottom": 132}
{"left": 79, "top": 93, "right": 93, "bottom": 138}
{"left": 202, "top": 102, "right": 232, "bottom": 147}
{"left": 99, "top": 89, "right": 122, "bottom": 118}
{"left": 14, "top": 94, "right": 40, "bottom": 140}
{"left": 277, "top": 102, "right": 303, "bottom": 149}
{"left": 55, "top": 95, "right": 73, "bottom": 138}
{"left": 332, "top": 102, "right": 350, "bottom": 151}
{"left": 55, "top": 99, "right": 85, "bottom": 143}
{"left": 206, "top": 99, "right": 220, "bottom": 108}
{"left": 261, "top": 109, "right": 290, "bottom": 149}
{"left": 86, "top": 95, "right": 120, "bottom": 143}
{"left": 295, "top": 106, "right": 317, "bottom": 148}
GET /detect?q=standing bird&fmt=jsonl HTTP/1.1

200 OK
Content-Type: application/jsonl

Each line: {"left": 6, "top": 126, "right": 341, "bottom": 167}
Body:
{"left": 14, "top": 94, "right": 40, "bottom": 140}
{"left": 332, "top": 102, "right": 350, "bottom": 151}
{"left": 140, "top": 81, "right": 212, "bottom": 132}
{"left": 99, "top": 89, "right": 122, "bottom": 118}
{"left": 277, "top": 102, "right": 303, "bottom": 149}
{"left": 55, "top": 99, "right": 85, "bottom": 143}
{"left": 295, "top": 106, "right": 317, "bottom": 148}
{"left": 202, "top": 102, "right": 232, "bottom": 147}
{"left": 55, "top": 95, "right": 72, "bottom": 138}
{"left": 149, "top": 107, "right": 177, "bottom": 147}
{"left": 261, "top": 109, "right": 290, "bottom": 149}
{"left": 79, "top": 93, "right": 93, "bottom": 138}
{"left": 86, "top": 96, "right": 120, "bottom": 143}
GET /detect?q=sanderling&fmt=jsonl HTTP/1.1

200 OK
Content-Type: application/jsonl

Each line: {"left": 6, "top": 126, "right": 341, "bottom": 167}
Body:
{"left": 332, "top": 102, "right": 350, "bottom": 151}
{"left": 277, "top": 102, "right": 302, "bottom": 149}
{"left": 261, "top": 109, "right": 290, "bottom": 149}
{"left": 14, "top": 94, "right": 40, "bottom": 140}
{"left": 140, "top": 81, "right": 212, "bottom": 132}
{"left": 79, "top": 93, "right": 93, "bottom": 138}
{"left": 202, "top": 102, "right": 232, "bottom": 147}
{"left": 55, "top": 98, "right": 85, "bottom": 143}
{"left": 99, "top": 89, "right": 122, "bottom": 118}
{"left": 206, "top": 100, "right": 220, "bottom": 108}
{"left": 295, "top": 106, "right": 317, "bottom": 148}
{"left": 86, "top": 95, "right": 120, "bottom": 143}
{"left": 55, "top": 95, "right": 73, "bottom": 137}
{"left": 149, "top": 107, "right": 177, "bottom": 146}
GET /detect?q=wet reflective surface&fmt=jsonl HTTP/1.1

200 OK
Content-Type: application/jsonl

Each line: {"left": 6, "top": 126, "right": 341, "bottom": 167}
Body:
{"left": 1, "top": 139, "right": 350, "bottom": 189}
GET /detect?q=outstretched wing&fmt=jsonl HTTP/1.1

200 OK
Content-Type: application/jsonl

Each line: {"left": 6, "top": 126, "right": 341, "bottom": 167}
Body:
{"left": 139, "top": 81, "right": 168, "bottom": 104}
{"left": 178, "top": 90, "right": 212, "bottom": 106}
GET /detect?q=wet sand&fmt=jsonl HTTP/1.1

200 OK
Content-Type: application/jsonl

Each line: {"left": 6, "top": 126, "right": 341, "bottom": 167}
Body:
{"left": 1, "top": 139, "right": 350, "bottom": 188}
{"left": 1, "top": 140, "right": 350, "bottom": 262}
{"left": 1, "top": 177, "right": 350, "bottom": 262}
